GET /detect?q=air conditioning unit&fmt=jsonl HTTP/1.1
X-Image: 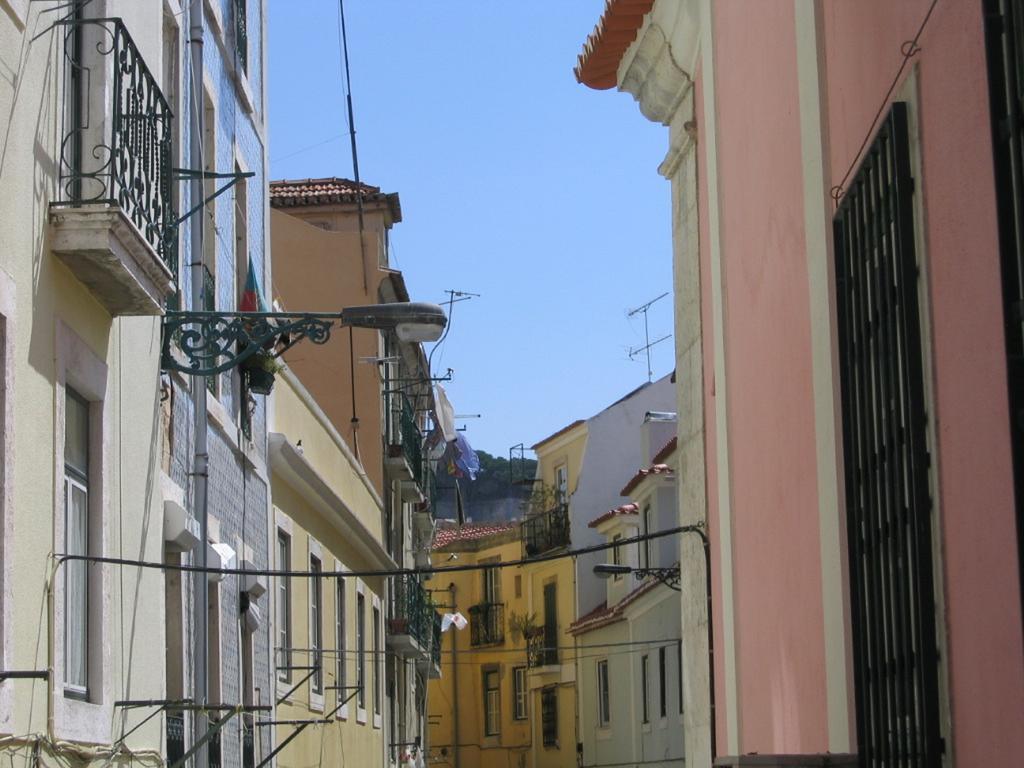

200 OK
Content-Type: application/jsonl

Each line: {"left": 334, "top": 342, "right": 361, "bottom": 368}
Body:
{"left": 163, "top": 500, "right": 201, "bottom": 552}
{"left": 240, "top": 559, "right": 267, "bottom": 599}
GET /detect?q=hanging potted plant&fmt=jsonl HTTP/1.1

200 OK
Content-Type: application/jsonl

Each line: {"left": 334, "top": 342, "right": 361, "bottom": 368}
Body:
{"left": 241, "top": 351, "right": 281, "bottom": 395}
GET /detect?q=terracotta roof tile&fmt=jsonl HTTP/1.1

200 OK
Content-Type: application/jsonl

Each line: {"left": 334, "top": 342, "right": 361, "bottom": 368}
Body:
{"left": 575, "top": 0, "right": 655, "bottom": 90}
{"left": 620, "top": 438, "right": 677, "bottom": 496}
{"left": 588, "top": 502, "right": 639, "bottom": 529}
{"left": 432, "top": 522, "right": 517, "bottom": 550}
{"left": 269, "top": 177, "right": 402, "bottom": 222}
{"left": 569, "top": 578, "right": 661, "bottom": 635}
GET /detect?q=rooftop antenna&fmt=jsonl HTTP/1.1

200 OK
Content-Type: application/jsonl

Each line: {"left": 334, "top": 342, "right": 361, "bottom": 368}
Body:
{"left": 627, "top": 292, "right": 671, "bottom": 383}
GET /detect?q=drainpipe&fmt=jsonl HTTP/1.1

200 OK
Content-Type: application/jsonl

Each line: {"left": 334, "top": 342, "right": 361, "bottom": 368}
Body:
{"left": 188, "top": 2, "right": 209, "bottom": 767}
{"left": 449, "top": 582, "right": 459, "bottom": 768}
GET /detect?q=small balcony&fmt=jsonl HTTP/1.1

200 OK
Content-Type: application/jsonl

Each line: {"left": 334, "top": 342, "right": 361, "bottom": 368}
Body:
{"left": 416, "top": 609, "right": 443, "bottom": 680}
{"left": 527, "top": 628, "right": 559, "bottom": 670}
{"left": 49, "top": 17, "right": 176, "bottom": 316}
{"left": 469, "top": 602, "right": 505, "bottom": 647}
{"left": 166, "top": 711, "right": 185, "bottom": 765}
{"left": 522, "top": 504, "right": 570, "bottom": 558}
{"left": 385, "top": 395, "right": 424, "bottom": 496}
{"left": 387, "top": 574, "right": 433, "bottom": 660}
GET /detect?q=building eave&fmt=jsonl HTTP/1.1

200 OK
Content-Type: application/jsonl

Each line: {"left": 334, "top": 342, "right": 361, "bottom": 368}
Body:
{"left": 575, "top": 0, "right": 655, "bottom": 90}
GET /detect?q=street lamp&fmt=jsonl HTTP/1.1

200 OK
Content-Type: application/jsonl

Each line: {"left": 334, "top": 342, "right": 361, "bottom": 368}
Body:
{"left": 161, "top": 301, "right": 448, "bottom": 376}
{"left": 593, "top": 563, "right": 681, "bottom": 591}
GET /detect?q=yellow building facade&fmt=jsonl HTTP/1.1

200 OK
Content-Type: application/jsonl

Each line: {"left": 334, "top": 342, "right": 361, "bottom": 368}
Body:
{"left": 427, "top": 421, "right": 587, "bottom": 768}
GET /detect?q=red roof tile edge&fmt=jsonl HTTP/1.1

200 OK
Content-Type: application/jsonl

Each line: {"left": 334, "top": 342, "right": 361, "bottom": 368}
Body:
{"left": 431, "top": 522, "right": 517, "bottom": 550}
{"left": 575, "top": 0, "right": 655, "bottom": 90}
{"left": 588, "top": 502, "right": 640, "bottom": 529}
{"left": 569, "top": 578, "right": 661, "bottom": 635}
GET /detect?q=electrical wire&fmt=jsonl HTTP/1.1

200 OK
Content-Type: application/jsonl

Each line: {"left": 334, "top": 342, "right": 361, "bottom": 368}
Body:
{"left": 54, "top": 524, "right": 705, "bottom": 580}
{"left": 829, "top": 0, "right": 939, "bottom": 206}
{"left": 280, "top": 637, "right": 682, "bottom": 657}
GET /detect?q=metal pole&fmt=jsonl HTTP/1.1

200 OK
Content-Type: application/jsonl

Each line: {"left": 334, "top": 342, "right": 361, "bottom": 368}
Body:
{"left": 188, "top": 2, "right": 209, "bottom": 766}
{"left": 449, "top": 582, "right": 460, "bottom": 768}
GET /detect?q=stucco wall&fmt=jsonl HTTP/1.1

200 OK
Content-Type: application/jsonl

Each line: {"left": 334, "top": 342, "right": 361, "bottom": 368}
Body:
{"left": 822, "top": 1, "right": 1024, "bottom": 762}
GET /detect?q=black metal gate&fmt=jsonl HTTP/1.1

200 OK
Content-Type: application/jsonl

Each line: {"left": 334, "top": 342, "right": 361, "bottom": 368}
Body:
{"left": 983, "top": 0, "right": 1024, "bottom": 646}
{"left": 833, "top": 102, "right": 943, "bottom": 768}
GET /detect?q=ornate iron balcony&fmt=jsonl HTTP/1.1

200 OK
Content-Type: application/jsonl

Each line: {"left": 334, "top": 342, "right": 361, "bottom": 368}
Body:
{"left": 522, "top": 504, "right": 570, "bottom": 558}
{"left": 469, "top": 602, "right": 505, "bottom": 646}
{"left": 527, "top": 630, "right": 559, "bottom": 669}
{"left": 388, "top": 574, "right": 434, "bottom": 655}
{"left": 53, "top": 17, "right": 176, "bottom": 276}
{"left": 166, "top": 711, "right": 185, "bottom": 765}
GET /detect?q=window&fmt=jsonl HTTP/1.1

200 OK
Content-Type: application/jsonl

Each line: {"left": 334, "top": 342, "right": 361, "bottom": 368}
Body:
{"left": 514, "top": 574, "right": 522, "bottom": 599}
{"left": 677, "top": 641, "right": 683, "bottom": 714}
{"left": 554, "top": 464, "right": 567, "bottom": 504}
{"left": 541, "top": 687, "right": 557, "bottom": 747}
{"left": 512, "top": 666, "right": 527, "bottom": 720}
{"left": 373, "top": 605, "right": 381, "bottom": 717}
{"left": 310, "top": 555, "right": 322, "bottom": 694}
{"left": 642, "top": 505, "right": 652, "bottom": 568}
{"left": 640, "top": 655, "right": 649, "bottom": 723}
{"left": 276, "top": 531, "right": 291, "bottom": 682}
{"left": 234, "top": 0, "right": 248, "bottom": 73}
{"left": 483, "top": 669, "right": 500, "bottom": 736}
{"left": 611, "top": 534, "right": 622, "bottom": 580}
{"left": 201, "top": 89, "right": 217, "bottom": 395}
{"left": 833, "top": 102, "right": 941, "bottom": 766}
{"left": 356, "top": 592, "right": 366, "bottom": 710}
{"left": 336, "top": 578, "right": 346, "bottom": 712}
{"left": 541, "top": 582, "right": 558, "bottom": 666}
{"left": 64, "top": 388, "right": 89, "bottom": 697}
{"left": 597, "top": 660, "right": 610, "bottom": 727}
{"left": 658, "top": 646, "right": 667, "bottom": 718}
{"left": 482, "top": 559, "right": 501, "bottom": 604}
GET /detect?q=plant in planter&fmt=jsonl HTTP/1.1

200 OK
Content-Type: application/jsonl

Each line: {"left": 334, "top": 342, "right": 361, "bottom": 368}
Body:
{"left": 241, "top": 351, "right": 282, "bottom": 395}
{"left": 507, "top": 610, "right": 540, "bottom": 643}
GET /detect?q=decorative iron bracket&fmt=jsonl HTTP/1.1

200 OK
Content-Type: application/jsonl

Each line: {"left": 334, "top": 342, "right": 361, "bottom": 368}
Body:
{"left": 634, "top": 566, "right": 681, "bottom": 591}
{"left": 162, "top": 311, "right": 343, "bottom": 377}
{"left": 172, "top": 168, "right": 255, "bottom": 228}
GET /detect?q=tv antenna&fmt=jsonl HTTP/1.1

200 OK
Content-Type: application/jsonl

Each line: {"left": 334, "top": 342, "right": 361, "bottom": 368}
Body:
{"left": 627, "top": 292, "right": 671, "bottom": 383}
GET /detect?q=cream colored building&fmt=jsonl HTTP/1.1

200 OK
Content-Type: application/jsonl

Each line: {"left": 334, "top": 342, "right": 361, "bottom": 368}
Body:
{"left": 269, "top": 368, "right": 397, "bottom": 767}
{"left": 0, "top": 1, "right": 178, "bottom": 765}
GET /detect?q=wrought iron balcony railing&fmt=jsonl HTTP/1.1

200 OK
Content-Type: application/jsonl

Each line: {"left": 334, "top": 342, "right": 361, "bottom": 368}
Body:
{"left": 431, "top": 610, "right": 442, "bottom": 668}
{"left": 208, "top": 718, "right": 222, "bottom": 768}
{"left": 522, "top": 504, "right": 570, "bottom": 557}
{"left": 389, "top": 574, "right": 434, "bottom": 652}
{"left": 54, "top": 16, "right": 176, "bottom": 276}
{"left": 469, "top": 602, "right": 505, "bottom": 646}
{"left": 241, "top": 717, "right": 254, "bottom": 768}
{"left": 527, "top": 629, "right": 559, "bottom": 669}
{"left": 401, "top": 396, "right": 423, "bottom": 485}
{"left": 166, "top": 712, "right": 185, "bottom": 765}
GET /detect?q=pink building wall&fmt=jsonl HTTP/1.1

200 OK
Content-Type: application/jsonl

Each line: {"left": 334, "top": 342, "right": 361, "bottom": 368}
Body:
{"left": 710, "top": 0, "right": 830, "bottom": 754}
{"left": 822, "top": 1, "right": 1024, "bottom": 763}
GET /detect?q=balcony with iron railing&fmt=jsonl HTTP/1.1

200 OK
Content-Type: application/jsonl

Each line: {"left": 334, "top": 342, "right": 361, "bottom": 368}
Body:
{"left": 241, "top": 716, "right": 254, "bottom": 768}
{"left": 527, "top": 626, "right": 559, "bottom": 670}
{"left": 522, "top": 504, "right": 570, "bottom": 558}
{"left": 166, "top": 711, "right": 185, "bottom": 765}
{"left": 385, "top": 395, "right": 424, "bottom": 496}
{"left": 49, "top": 16, "right": 176, "bottom": 315}
{"left": 469, "top": 602, "right": 505, "bottom": 647}
{"left": 387, "top": 574, "right": 434, "bottom": 660}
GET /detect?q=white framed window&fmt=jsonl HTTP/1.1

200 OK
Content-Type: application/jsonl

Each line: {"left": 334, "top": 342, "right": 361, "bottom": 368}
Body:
{"left": 554, "top": 464, "right": 568, "bottom": 505}
{"left": 335, "top": 565, "right": 347, "bottom": 718}
{"left": 53, "top": 321, "right": 110, "bottom": 742}
{"left": 512, "top": 666, "right": 527, "bottom": 720}
{"left": 640, "top": 654, "right": 650, "bottom": 724}
{"left": 276, "top": 529, "right": 291, "bottom": 682}
{"left": 597, "top": 659, "right": 610, "bottom": 727}
{"left": 658, "top": 646, "right": 667, "bottom": 719}
{"left": 356, "top": 582, "right": 366, "bottom": 723}
{"left": 372, "top": 597, "right": 382, "bottom": 728}
{"left": 642, "top": 504, "right": 653, "bottom": 568}
{"left": 310, "top": 554, "right": 323, "bottom": 697}
{"left": 483, "top": 668, "right": 500, "bottom": 736}
{"left": 0, "top": 270, "right": 13, "bottom": 735}
{"left": 63, "top": 388, "right": 89, "bottom": 698}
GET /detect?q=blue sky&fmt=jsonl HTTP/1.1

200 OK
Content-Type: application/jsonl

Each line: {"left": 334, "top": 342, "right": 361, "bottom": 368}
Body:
{"left": 267, "top": 1, "right": 674, "bottom": 457}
